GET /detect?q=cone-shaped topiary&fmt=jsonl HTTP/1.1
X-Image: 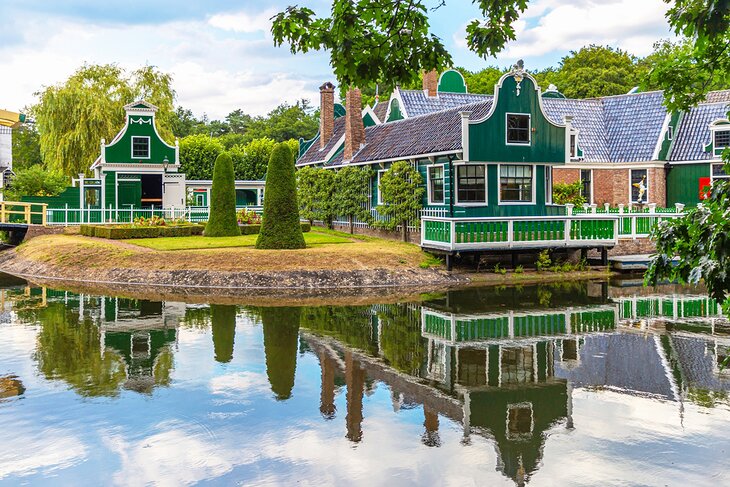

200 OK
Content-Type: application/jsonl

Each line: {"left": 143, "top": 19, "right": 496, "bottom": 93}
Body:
{"left": 256, "top": 143, "right": 306, "bottom": 249}
{"left": 205, "top": 152, "right": 241, "bottom": 237}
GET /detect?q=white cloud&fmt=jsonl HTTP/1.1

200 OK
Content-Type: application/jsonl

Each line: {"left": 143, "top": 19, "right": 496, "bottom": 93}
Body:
{"left": 453, "top": 0, "right": 675, "bottom": 66}
{"left": 0, "top": 425, "right": 87, "bottom": 479}
{"left": 208, "top": 8, "right": 277, "bottom": 34}
{"left": 209, "top": 370, "right": 271, "bottom": 396}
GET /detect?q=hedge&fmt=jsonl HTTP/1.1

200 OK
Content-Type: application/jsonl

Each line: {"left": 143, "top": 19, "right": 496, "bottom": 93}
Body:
{"left": 205, "top": 152, "right": 241, "bottom": 237}
{"left": 256, "top": 143, "right": 306, "bottom": 249}
{"left": 239, "top": 223, "right": 310, "bottom": 235}
{"left": 84, "top": 224, "right": 202, "bottom": 240}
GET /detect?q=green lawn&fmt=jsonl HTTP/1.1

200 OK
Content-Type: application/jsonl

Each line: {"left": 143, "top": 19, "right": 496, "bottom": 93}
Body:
{"left": 126, "top": 231, "right": 352, "bottom": 251}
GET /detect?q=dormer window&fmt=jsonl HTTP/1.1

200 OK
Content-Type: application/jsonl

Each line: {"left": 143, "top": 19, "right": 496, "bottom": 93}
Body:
{"left": 506, "top": 113, "right": 530, "bottom": 145}
{"left": 132, "top": 136, "right": 150, "bottom": 159}
{"left": 715, "top": 130, "right": 730, "bottom": 151}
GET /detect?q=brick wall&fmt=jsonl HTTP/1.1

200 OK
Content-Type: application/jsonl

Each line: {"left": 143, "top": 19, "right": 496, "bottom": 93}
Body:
{"left": 648, "top": 167, "right": 666, "bottom": 207}
{"left": 553, "top": 168, "right": 580, "bottom": 185}
{"left": 423, "top": 70, "right": 438, "bottom": 97}
{"left": 319, "top": 82, "right": 335, "bottom": 150}
{"left": 592, "top": 169, "right": 629, "bottom": 206}
{"left": 343, "top": 88, "right": 365, "bottom": 161}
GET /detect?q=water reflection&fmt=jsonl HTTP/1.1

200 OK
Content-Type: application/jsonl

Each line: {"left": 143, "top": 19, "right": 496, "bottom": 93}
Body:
{"left": 1, "top": 278, "right": 729, "bottom": 485}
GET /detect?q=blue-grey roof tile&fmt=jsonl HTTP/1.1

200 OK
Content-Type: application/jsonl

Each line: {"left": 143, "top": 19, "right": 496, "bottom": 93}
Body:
{"left": 399, "top": 90, "right": 491, "bottom": 117}
{"left": 543, "top": 98, "right": 610, "bottom": 162}
{"left": 602, "top": 91, "right": 667, "bottom": 162}
{"left": 669, "top": 102, "right": 730, "bottom": 161}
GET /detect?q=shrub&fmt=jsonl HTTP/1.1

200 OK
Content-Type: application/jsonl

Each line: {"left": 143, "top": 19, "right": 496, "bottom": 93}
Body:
{"left": 205, "top": 153, "right": 241, "bottom": 237}
{"left": 159, "top": 226, "right": 192, "bottom": 238}
{"left": 300, "top": 222, "right": 311, "bottom": 233}
{"left": 7, "top": 166, "right": 67, "bottom": 200}
{"left": 494, "top": 263, "right": 507, "bottom": 275}
{"left": 333, "top": 166, "right": 373, "bottom": 233}
{"left": 237, "top": 208, "right": 262, "bottom": 224}
{"left": 515, "top": 265, "right": 524, "bottom": 274}
{"left": 553, "top": 181, "right": 586, "bottom": 206}
{"left": 536, "top": 249, "right": 552, "bottom": 271}
{"left": 80, "top": 224, "right": 93, "bottom": 236}
{"left": 376, "top": 161, "right": 424, "bottom": 241}
{"left": 256, "top": 143, "right": 306, "bottom": 249}
{"left": 240, "top": 224, "right": 262, "bottom": 235}
{"left": 190, "top": 224, "right": 205, "bottom": 236}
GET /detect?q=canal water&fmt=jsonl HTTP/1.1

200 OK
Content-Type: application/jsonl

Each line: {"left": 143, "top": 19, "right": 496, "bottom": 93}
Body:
{"left": 0, "top": 275, "right": 729, "bottom": 486}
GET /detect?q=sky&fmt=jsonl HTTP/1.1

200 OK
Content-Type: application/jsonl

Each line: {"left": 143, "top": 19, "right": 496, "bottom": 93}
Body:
{"left": 0, "top": 0, "right": 676, "bottom": 120}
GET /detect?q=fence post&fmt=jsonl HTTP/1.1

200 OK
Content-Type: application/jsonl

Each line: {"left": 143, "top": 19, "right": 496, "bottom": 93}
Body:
{"left": 450, "top": 220, "right": 456, "bottom": 250}
{"left": 590, "top": 204, "right": 597, "bottom": 214}
{"left": 41, "top": 204, "right": 47, "bottom": 226}
{"left": 24, "top": 204, "right": 30, "bottom": 224}
{"left": 675, "top": 202, "right": 685, "bottom": 213}
{"left": 648, "top": 203, "right": 656, "bottom": 214}
{"left": 565, "top": 203, "right": 574, "bottom": 216}
{"left": 604, "top": 203, "right": 610, "bottom": 213}
{"left": 0, "top": 202, "right": 5, "bottom": 223}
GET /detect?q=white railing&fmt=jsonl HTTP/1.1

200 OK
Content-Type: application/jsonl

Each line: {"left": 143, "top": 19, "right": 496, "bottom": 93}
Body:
{"left": 421, "top": 214, "right": 619, "bottom": 252}
{"left": 565, "top": 202, "right": 686, "bottom": 240}
{"left": 45, "top": 205, "right": 263, "bottom": 226}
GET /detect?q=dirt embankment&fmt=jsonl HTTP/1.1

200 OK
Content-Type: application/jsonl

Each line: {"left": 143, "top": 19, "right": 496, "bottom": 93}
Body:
{"left": 0, "top": 235, "right": 467, "bottom": 300}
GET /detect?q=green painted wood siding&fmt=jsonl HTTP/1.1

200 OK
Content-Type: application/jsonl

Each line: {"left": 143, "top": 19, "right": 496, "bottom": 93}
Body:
{"left": 105, "top": 115, "right": 176, "bottom": 164}
{"left": 438, "top": 70, "right": 467, "bottom": 94}
{"left": 667, "top": 163, "right": 709, "bottom": 206}
{"left": 468, "top": 76, "right": 566, "bottom": 164}
{"left": 386, "top": 98, "right": 403, "bottom": 122}
{"left": 104, "top": 172, "right": 116, "bottom": 209}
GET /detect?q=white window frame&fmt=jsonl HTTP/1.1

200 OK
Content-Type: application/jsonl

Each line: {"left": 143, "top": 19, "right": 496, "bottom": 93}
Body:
{"left": 131, "top": 136, "right": 151, "bottom": 159}
{"left": 505, "top": 113, "right": 531, "bottom": 146}
{"left": 497, "top": 163, "right": 536, "bottom": 205}
{"left": 580, "top": 169, "right": 593, "bottom": 205}
{"left": 426, "top": 164, "right": 446, "bottom": 205}
{"left": 667, "top": 125, "right": 674, "bottom": 141}
{"left": 711, "top": 163, "right": 730, "bottom": 183}
{"left": 713, "top": 129, "right": 730, "bottom": 151}
{"left": 454, "top": 163, "right": 488, "bottom": 206}
{"left": 376, "top": 169, "right": 386, "bottom": 205}
{"left": 544, "top": 165, "right": 553, "bottom": 205}
{"left": 629, "top": 168, "right": 649, "bottom": 204}
{"left": 569, "top": 130, "right": 581, "bottom": 160}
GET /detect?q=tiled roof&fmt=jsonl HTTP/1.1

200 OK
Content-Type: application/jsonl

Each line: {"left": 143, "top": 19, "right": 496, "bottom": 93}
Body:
{"left": 399, "top": 90, "right": 491, "bottom": 117}
{"left": 297, "top": 116, "right": 346, "bottom": 165}
{"left": 704, "top": 89, "right": 730, "bottom": 103}
{"left": 602, "top": 91, "right": 668, "bottom": 162}
{"left": 372, "top": 100, "right": 388, "bottom": 123}
{"left": 668, "top": 102, "right": 729, "bottom": 161}
{"left": 337, "top": 100, "right": 493, "bottom": 165}
{"left": 543, "top": 98, "right": 611, "bottom": 162}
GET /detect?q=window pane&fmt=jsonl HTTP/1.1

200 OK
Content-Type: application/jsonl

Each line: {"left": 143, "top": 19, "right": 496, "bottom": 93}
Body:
{"left": 507, "top": 114, "right": 530, "bottom": 144}
{"left": 631, "top": 169, "right": 648, "bottom": 203}
{"left": 457, "top": 165, "right": 486, "bottom": 203}
{"left": 132, "top": 137, "right": 149, "bottom": 158}
{"left": 429, "top": 166, "right": 445, "bottom": 203}
{"left": 715, "top": 130, "right": 730, "bottom": 148}
{"left": 712, "top": 164, "right": 730, "bottom": 178}
{"left": 580, "top": 169, "right": 592, "bottom": 203}
{"left": 500, "top": 165, "right": 533, "bottom": 202}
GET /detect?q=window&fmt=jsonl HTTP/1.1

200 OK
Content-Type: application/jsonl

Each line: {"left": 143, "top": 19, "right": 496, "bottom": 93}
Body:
{"left": 195, "top": 193, "right": 205, "bottom": 206}
{"left": 428, "top": 165, "right": 445, "bottom": 204}
{"left": 506, "top": 114, "right": 530, "bottom": 145}
{"left": 712, "top": 163, "right": 730, "bottom": 181}
{"left": 544, "top": 166, "right": 553, "bottom": 204}
{"left": 715, "top": 130, "right": 730, "bottom": 150}
{"left": 132, "top": 136, "right": 150, "bottom": 159}
{"left": 569, "top": 133, "right": 577, "bottom": 158}
{"left": 84, "top": 187, "right": 100, "bottom": 207}
{"left": 456, "top": 165, "right": 486, "bottom": 203}
{"left": 500, "top": 165, "right": 533, "bottom": 203}
{"left": 667, "top": 125, "right": 674, "bottom": 141}
{"left": 630, "top": 169, "right": 648, "bottom": 204}
{"left": 376, "top": 170, "right": 385, "bottom": 205}
{"left": 580, "top": 169, "right": 592, "bottom": 204}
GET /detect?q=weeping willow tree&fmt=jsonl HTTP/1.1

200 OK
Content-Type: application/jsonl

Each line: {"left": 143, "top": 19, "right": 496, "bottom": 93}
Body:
{"left": 33, "top": 64, "right": 176, "bottom": 178}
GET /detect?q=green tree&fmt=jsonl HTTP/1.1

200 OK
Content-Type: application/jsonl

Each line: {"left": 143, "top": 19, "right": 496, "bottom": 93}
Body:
{"left": 33, "top": 64, "right": 176, "bottom": 178}
{"left": 229, "top": 137, "right": 276, "bottom": 181}
{"left": 548, "top": 45, "right": 640, "bottom": 98}
{"left": 179, "top": 134, "right": 224, "bottom": 180}
{"left": 256, "top": 143, "right": 306, "bottom": 249}
{"left": 205, "top": 153, "right": 241, "bottom": 237}
{"left": 211, "top": 305, "right": 237, "bottom": 363}
{"left": 334, "top": 166, "right": 373, "bottom": 233}
{"left": 10, "top": 125, "right": 42, "bottom": 171}
{"left": 377, "top": 161, "right": 424, "bottom": 241}
{"left": 459, "top": 66, "right": 506, "bottom": 95}
{"left": 7, "top": 166, "right": 67, "bottom": 199}
{"left": 260, "top": 306, "right": 301, "bottom": 401}
{"left": 244, "top": 101, "right": 318, "bottom": 144}
{"left": 296, "top": 167, "right": 336, "bottom": 227}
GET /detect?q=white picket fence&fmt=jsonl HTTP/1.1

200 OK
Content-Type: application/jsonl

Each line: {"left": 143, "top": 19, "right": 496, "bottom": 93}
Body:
{"left": 45, "top": 205, "right": 263, "bottom": 226}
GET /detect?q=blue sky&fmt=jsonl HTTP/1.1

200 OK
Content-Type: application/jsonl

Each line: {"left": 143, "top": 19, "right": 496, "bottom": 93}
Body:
{"left": 0, "top": 0, "right": 675, "bottom": 119}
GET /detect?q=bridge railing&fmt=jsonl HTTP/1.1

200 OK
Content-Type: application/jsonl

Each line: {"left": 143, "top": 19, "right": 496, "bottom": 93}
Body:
{"left": 0, "top": 201, "right": 47, "bottom": 225}
{"left": 44, "top": 205, "right": 263, "bottom": 226}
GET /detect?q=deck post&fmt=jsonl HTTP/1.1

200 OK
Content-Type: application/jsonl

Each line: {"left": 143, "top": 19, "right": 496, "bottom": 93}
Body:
{"left": 600, "top": 247, "right": 608, "bottom": 266}
{"left": 0, "top": 202, "right": 5, "bottom": 223}
{"left": 446, "top": 253, "right": 453, "bottom": 272}
{"left": 511, "top": 252, "right": 518, "bottom": 269}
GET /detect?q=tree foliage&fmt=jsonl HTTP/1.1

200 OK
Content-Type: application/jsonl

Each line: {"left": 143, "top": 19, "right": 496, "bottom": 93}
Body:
{"left": 376, "top": 161, "right": 424, "bottom": 240}
{"left": 229, "top": 137, "right": 276, "bottom": 181}
{"left": 179, "top": 134, "right": 224, "bottom": 181}
{"left": 256, "top": 143, "right": 306, "bottom": 249}
{"left": 334, "top": 166, "right": 373, "bottom": 233}
{"left": 7, "top": 166, "right": 67, "bottom": 200}
{"left": 205, "top": 153, "right": 241, "bottom": 237}
{"left": 10, "top": 125, "right": 42, "bottom": 171}
{"left": 33, "top": 64, "right": 176, "bottom": 178}
{"left": 296, "top": 166, "right": 336, "bottom": 226}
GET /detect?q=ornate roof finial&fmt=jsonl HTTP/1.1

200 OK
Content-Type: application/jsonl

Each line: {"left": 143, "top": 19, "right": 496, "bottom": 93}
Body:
{"left": 512, "top": 60, "right": 526, "bottom": 96}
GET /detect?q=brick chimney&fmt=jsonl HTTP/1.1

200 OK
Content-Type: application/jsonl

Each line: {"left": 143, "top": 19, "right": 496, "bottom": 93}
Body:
{"left": 423, "top": 69, "right": 438, "bottom": 97}
{"left": 344, "top": 87, "right": 365, "bottom": 161}
{"left": 319, "top": 82, "right": 335, "bottom": 149}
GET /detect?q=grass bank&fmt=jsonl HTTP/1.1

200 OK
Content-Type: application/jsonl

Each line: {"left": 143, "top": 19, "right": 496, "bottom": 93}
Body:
{"left": 126, "top": 231, "right": 351, "bottom": 251}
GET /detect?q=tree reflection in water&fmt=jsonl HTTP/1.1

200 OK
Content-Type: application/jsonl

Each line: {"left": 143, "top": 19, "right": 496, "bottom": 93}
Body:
{"left": 260, "top": 307, "right": 301, "bottom": 401}
{"left": 211, "top": 305, "right": 237, "bottom": 363}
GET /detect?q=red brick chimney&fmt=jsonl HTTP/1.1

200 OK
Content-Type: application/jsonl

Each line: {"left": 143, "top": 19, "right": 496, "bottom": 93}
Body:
{"left": 319, "top": 82, "right": 335, "bottom": 149}
{"left": 423, "top": 69, "right": 438, "bottom": 97}
{"left": 344, "top": 88, "right": 365, "bottom": 161}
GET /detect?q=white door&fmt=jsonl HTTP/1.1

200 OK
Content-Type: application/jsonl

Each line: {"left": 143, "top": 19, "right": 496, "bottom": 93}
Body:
{"left": 163, "top": 174, "right": 186, "bottom": 208}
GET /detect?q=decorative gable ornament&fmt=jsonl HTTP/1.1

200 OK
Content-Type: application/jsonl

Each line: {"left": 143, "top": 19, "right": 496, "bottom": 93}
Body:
{"left": 511, "top": 60, "right": 526, "bottom": 97}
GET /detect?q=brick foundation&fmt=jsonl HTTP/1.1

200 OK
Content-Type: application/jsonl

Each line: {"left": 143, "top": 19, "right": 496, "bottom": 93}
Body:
{"left": 327, "top": 222, "right": 421, "bottom": 244}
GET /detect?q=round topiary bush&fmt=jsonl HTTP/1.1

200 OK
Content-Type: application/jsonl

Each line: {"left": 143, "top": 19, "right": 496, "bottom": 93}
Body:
{"left": 255, "top": 143, "right": 306, "bottom": 249}
{"left": 205, "top": 152, "right": 241, "bottom": 237}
